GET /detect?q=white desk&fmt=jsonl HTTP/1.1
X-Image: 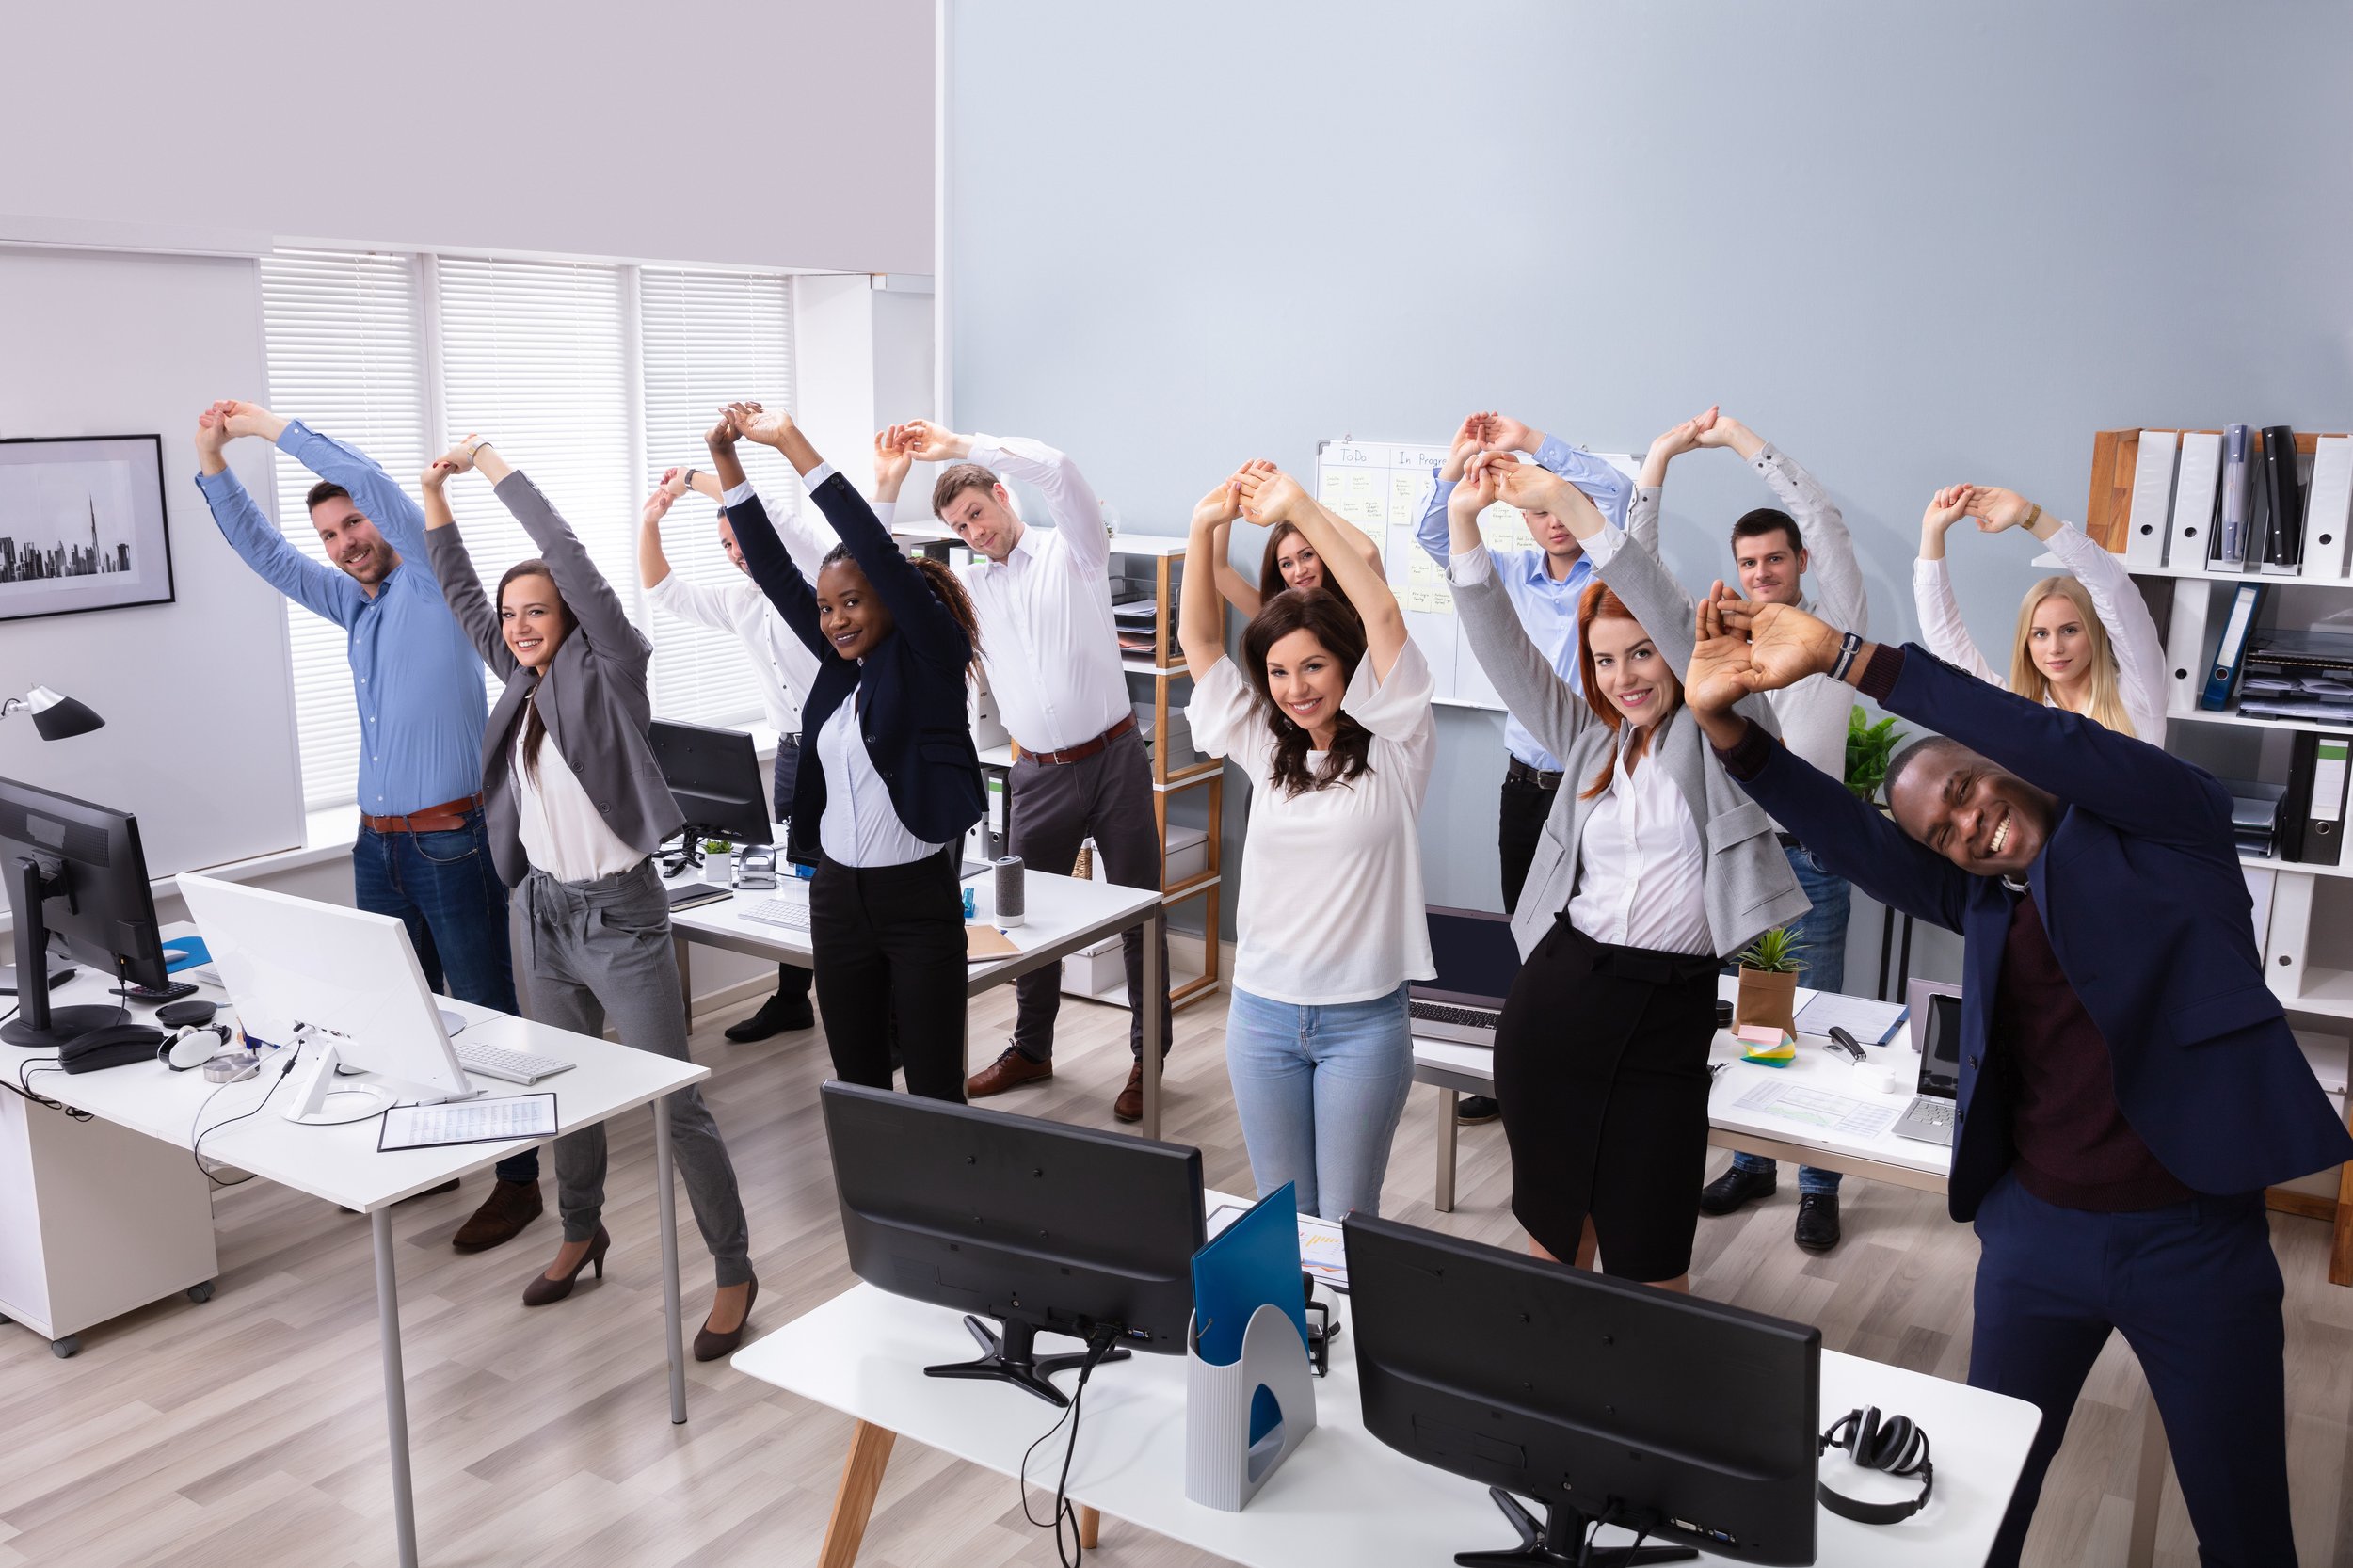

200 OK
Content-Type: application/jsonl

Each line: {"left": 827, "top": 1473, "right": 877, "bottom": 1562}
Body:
{"left": 4, "top": 963, "right": 706, "bottom": 1568}
{"left": 665, "top": 863, "right": 1173, "bottom": 1135}
{"left": 737, "top": 1197, "right": 2040, "bottom": 1567}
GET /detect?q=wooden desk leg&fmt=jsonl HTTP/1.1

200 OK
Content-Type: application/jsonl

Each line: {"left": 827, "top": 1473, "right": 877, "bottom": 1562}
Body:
{"left": 1076, "top": 1505, "right": 1101, "bottom": 1549}
{"left": 2125, "top": 1394, "right": 2168, "bottom": 1568}
{"left": 1434, "top": 1087, "right": 1458, "bottom": 1214}
{"left": 821, "top": 1420, "right": 897, "bottom": 1568}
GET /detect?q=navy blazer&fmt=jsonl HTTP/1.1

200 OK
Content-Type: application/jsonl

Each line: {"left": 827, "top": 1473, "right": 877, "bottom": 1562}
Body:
{"left": 1732, "top": 645, "right": 2353, "bottom": 1221}
{"left": 726, "top": 471, "right": 985, "bottom": 860}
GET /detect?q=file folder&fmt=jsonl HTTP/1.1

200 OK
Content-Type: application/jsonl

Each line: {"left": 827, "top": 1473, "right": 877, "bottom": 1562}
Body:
{"left": 2163, "top": 580, "right": 2211, "bottom": 715}
{"left": 2261, "top": 425, "right": 2306, "bottom": 575}
{"left": 2169, "top": 430, "right": 2224, "bottom": 568}
{"left": 2122, "top": 430, "right": 2178, "bottom": 570}
{"left": 2200, "top": 581, "right": 2264, "bottom": 711}
{"left": 2303, "top": 436, "right": 2353, "bottom": 582}
{"left": 2301, "top": 734, "right": 2351, "bottom": 868}
{"left": 2217, "top": 424, "right": 2255, "bottom": 568}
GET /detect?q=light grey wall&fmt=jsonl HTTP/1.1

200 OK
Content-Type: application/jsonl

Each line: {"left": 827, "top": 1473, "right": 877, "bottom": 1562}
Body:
{"left": 946, "top": 0, "right": 2353, "bottom": 978}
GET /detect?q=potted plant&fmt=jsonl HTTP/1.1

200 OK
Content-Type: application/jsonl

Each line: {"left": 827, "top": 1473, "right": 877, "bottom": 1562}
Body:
{"left": 702, "top": 838, "right": 735, "bottom": 886}
{"left": 1846, "top": 705, "right": 1905, "bottom": 806}
{"left": 1734, "top": 925, "right": 1804, "bottom": 1041}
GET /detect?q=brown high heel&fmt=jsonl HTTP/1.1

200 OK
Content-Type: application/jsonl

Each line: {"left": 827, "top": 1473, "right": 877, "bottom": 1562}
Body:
{"left": 521, "top": 1225, "right": 610, "bottom": 1307}
{"left": 693, "top": 1275, "right": 759, "bottom": 1362}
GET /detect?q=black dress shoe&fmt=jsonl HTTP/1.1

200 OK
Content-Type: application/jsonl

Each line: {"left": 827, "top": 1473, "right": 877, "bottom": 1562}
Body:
{"left": 1455, "top": 1095, "right": 1500, "bottom": 1126}
{"left": 725, "top": 989, "right": 816, "bottom": 1043}
{"left": 1794, "top": 1192, "right": 1841, "bottom": 1253}
{"left": 1697, "top": 1164, "right": 1777, "bottom": 1217}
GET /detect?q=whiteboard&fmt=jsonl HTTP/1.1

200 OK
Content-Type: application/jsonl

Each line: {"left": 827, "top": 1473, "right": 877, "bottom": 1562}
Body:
{"left": 1314, "top": 438, "right": 1640, "bottom": 711}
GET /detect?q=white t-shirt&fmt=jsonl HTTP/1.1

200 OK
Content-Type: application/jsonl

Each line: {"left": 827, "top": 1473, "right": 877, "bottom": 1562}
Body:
{"left": 1190, "top": 638, "right": 1439, "bottom": 1005}
{"left": 512, "top": 721, "right": 644, "bottom": 884}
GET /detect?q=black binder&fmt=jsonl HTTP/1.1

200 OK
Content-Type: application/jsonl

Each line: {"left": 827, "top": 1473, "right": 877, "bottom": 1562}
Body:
{"left": 2290, "top": 731, "right": 2353, "bottom": 867}
{"left": 2261, "top": 425, "right": 2306, "bottom": 574}
{"left": 2282, "top": 729, "right": 2318, "bottom": 861}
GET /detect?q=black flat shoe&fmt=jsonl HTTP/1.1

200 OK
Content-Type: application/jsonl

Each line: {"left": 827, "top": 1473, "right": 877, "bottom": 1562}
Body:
{"left": 1794, "top": 1192, "right": 1841, "bottom": 1253}
{"left": 1698, "top": 1164, "right": 1777, "bottom": 1217}
{"left": 725, "top": 991, "right": 816, "bottom": 1043}
{"left": 1455, "top": 1095, "right": 1500, "bottom": 1126}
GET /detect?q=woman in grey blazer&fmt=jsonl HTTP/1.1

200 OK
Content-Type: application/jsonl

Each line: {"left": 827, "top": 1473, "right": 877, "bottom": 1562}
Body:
{"left": 423, "top": 441, "right": 757, "bottom": 1361}
{"left": 1446, "top": 452, "right": 1807, "bottom": 1290}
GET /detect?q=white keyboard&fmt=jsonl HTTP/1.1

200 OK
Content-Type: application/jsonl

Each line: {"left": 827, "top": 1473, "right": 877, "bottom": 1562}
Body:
{"left": 740, "top": 896, "right": 813, "bottom": 932}
{"left": 456, "top": 1042, "right": 576, "bottom": 1085}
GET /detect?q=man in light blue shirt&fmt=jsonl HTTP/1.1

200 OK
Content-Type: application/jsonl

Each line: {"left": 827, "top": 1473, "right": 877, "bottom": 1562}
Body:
{"left": 1416, "top": 410, "right": 1632, "bottom": 1126}
{"left": 193, "top": 401, "right": 542, "bottom": 1252}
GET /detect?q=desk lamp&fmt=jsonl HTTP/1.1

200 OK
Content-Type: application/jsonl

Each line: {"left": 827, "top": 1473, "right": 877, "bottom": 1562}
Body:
{"left": 2, "top": 686, "right": 104, "bottom": 742}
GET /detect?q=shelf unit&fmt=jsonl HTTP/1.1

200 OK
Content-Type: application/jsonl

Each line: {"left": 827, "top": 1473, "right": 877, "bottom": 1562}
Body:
{"left": 2091, "top": 427, "right": 2353, "bottom": 1281}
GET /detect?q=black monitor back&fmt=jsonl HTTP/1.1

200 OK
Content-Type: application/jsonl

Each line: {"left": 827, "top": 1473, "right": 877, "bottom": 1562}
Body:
{"left": 649, "top": 720, "right": 774, "bottom": 846}
{"left": 822, "top": 1080, "right": 1204, "bottom": 1355}
{"left": 0, "top": 776, "right": 167, "bottom": 987}
{"left": 1345, "top": 1215, "right": 1819, "bottom": 1565}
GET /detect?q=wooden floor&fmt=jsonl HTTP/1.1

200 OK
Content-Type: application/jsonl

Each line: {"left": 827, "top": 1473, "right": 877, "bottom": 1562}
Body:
{"left": 7, "top": 987, "right": 2353, "bottom": 1568}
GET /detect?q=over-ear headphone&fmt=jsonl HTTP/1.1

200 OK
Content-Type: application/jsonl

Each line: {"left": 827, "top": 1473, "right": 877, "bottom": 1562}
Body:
{"left": 1817, "top": 1405, "right": 1933, "bottom": 1525}
{"left": 161, "top": 1022, "right": 233, "bottom": 1072}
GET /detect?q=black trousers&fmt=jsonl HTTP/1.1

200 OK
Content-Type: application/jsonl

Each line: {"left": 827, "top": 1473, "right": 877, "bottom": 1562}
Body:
{"left": 1497, "top": 765, "right": 1561, "bottom": 917}
{"left": 809, "top": 845, "right": 966, "bottom": 1102}
{"left": 768, "top": 737, "right": 812, "bottom": 1001}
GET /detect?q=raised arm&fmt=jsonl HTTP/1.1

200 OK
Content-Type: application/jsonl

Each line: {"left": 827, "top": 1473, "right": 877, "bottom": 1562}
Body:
{"left": 455, "top": 438, "right": 649, "bottom": 678}
{"left": 1210, "top": 518, "right": 1263, "bottom": 618}
{"left": 1415, "top": 412, "right": 1497, "bottom": 569}
{"left": 226, "top": 400, "right": 430, "bottom": 560}
{"left": 418, "top": 449, "right": 517, "bottom": 680}
{"left": 1240, "top": 462, "right": 1407, "bottom": 680}
{"left": 1446, "top": 456, "right": 1594, "bottom": 759}
{"left": 1913, "top": 486, "right": 2005, "bottom": 686}
{"left": 689, "top": 410, "right": 835, "bottom": 578}
{"left": 1630, "top": 408, "right": 1716, "bottom": 556}
{"left": 1974, "top": 486, "right": 2168, "bottom": 740}
{"left": 192, "top": 404, "right": 362, "bottom": 628}
{"left": 1491, "top": 411, "right": 1635, "bottom": 531}
{"left": 903, "top": 422, "right": 1111, "bottom": 576}
{"left": 1711, "top": 415, "right": 1868, "bottom": 634}
{"left": 1178, "top": 475, "right": 1242, "bottom": 676}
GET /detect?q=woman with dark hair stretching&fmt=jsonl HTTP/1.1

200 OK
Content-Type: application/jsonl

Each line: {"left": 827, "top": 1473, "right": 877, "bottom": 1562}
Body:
{"left": 712, "top": 402, "right": 986, "bottom": 1101}
{"left": 1446, "top": 451, "right": 1806, "bottom": 1290}
{"left": 1206, "top": 504, "right": 1383, "bottom": 621}
{"left": 422, "top": 438, "right": 757, "bottom": 1359}
{"left": 1179, "top": 461, "right": 1436, "bottom": 1221}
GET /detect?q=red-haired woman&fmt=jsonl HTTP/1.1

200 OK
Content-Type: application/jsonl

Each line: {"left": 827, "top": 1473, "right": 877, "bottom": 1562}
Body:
{"left": 1443, "top": 453, "right": 1807, "bottom": 1290}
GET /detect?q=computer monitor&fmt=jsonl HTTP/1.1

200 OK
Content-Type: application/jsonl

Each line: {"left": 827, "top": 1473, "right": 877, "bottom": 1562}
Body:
{"left": 1905, "top": 979, "right": 1963, "bottom": 1099}
{"left": 176, "top": 872, "right": 478, "bottom": 1124}
{"left": 1345, "top": 1214, "right": 1820, "bottom": 1567}
{"left": 650, "top": 720, "right": 774, "bottom": 849}
{"left": 821, "top": 1080, "right": 1205, "bottom": 1406}
{"left": 0, "top": 776, "right": 168, "bottom": 1048}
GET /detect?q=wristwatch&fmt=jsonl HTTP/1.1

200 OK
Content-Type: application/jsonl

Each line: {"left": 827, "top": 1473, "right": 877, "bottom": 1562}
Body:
{"left": 463, "top": 436, "right": 493, "bottom": 459}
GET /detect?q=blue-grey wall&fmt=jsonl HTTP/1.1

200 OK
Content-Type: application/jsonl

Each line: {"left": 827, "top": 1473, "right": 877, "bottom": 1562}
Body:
{"left": 946, "top": 0, "right": 2353, "bottom": 978}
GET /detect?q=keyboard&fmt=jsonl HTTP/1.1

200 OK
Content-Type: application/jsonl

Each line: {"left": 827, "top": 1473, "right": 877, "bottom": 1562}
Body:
{"left": 455, "top": 1042, "right": 576, "bottom": 1086}
{"left": 1907, "top": 1098, "right": 1955, "bottom": 1130}
{"left": 1410, "top": 1000, "right": 1500, "bottom": 1030}
{"left": 740, "top": 897, "right": 813, "bottom": 933}
{"left": 120, "top": 979, "right": 199, "bottom": 1004}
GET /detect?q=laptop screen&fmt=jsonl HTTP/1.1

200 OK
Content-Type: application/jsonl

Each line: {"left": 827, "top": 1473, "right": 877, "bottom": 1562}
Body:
{"left": 1916, "top": 993, "right": 1963, "bottom": 1099}
{"left": 1417, "top": 908, "right": 1520, "bottom": 1007}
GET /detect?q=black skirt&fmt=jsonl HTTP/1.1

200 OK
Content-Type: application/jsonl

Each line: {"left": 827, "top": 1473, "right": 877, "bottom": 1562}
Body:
{"left": 1494, "top": 917, "right": 1721, "bottom": 1282}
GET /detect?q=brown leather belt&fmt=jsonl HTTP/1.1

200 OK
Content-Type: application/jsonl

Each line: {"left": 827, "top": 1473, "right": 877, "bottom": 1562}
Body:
{"left": 360, "top": 792, "right": 486, "bottom": 834}
{"left": 1020, "top": 712, "right": 1137, "bottom": 766}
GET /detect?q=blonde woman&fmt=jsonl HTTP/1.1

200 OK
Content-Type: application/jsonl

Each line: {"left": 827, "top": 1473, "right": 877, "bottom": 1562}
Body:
{"left": 1914, "top": 484, "right": 2164, "bottom": 740}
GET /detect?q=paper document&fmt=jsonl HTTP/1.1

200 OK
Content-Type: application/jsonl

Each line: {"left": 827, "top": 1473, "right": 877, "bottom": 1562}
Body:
{"left": 1793, "top": 993, "right": 1908, "bottom": 1045}
{"left": 379, "top": 1093, "right": 557, "bottom": 1151}
{"left": 1733, "top": 1081, "right": 1898, "bottom": 1140}
{"left": 1209, "top": 1203, "right": 1351, "bottom": 1289}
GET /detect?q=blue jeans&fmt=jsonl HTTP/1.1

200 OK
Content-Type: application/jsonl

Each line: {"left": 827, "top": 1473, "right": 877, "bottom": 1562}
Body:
{"left": 1224, "top": 982, "right": 1414, "bottom": 1223}
{"left": 354, "top": 808, "right": 537, "bottom": 1184}
{"left": 1732, "top": 842, "right": 1852, "bottom": 1196}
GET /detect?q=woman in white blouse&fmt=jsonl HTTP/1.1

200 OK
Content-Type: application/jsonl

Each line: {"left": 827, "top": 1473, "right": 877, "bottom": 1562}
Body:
{"left": 1179, "top": 461, "right": 1438, "bottom": 1223}
{"left": 1914, "top": 484, "right": 2165, "bottom": 740}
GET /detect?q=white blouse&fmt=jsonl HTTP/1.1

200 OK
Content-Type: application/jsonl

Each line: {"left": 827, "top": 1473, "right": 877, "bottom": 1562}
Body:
{"left": 1913, "top": 521, "right": 2167, "bottom": 742}
{"left": 512, "top": 723, "right": 644, "bottom": 884}
{"left": 815, "top": 696, "right": 944, "bottom": 869}
{"left": 1565, "top": 737, "right": 1710, "bottom": 956}
{"left": 1190, "top": 638, "right": 1439, "bottom": 1005}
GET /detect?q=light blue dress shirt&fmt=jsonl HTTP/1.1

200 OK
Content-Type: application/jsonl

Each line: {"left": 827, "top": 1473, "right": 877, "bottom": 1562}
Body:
{"left": 1413, "top": 436, "right": 1634, "bottom": 773}
{"left": 194, "top": 422, "right": 489, "bottom": 815}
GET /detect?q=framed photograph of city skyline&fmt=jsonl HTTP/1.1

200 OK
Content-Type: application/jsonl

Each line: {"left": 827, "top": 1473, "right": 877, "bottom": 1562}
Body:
{"left": 0, "top": 435, "right": 176, "bottom": 623}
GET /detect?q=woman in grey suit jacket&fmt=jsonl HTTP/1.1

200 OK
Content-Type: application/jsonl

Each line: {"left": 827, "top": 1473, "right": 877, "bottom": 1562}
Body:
{"left": 1446, "top": 453, "right": 1807, "bottom": 1290}
{"left": 423, "top": 440, "right": 757, "bottom": 1361}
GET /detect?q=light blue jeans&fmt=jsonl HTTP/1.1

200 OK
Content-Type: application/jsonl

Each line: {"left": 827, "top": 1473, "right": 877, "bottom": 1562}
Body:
{"left": 1225, "top": 981, "right": 1415, "bottom": 1222}
{"left": 1733, "top": 842, "right": 1852, "bottom": 1197}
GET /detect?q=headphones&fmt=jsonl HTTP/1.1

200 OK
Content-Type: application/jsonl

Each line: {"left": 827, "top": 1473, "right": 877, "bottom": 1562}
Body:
{"left": 160, "top": 1022, "right": 233, "bottom": 1071}
{"left": 1817, "top": 1405, "right": 1933, "bottom": 1526}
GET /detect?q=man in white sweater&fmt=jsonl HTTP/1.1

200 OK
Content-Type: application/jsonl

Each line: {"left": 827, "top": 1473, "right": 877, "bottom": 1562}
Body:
{"left": 1632, "top": 408, "right": 1870, "bottom": 1254}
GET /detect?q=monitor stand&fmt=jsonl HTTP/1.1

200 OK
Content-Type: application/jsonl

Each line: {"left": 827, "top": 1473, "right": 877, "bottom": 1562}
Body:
{"left": 925, "top": 1314, "right": 1129, "bottom": 1408}
{"left": 2, "top": 856, "right": 124, "bottom": 1049}
{"left": 1456, "top": 1488, "right": 1696, "bottom": 1568}
{"left": 281, "top": 1038, "right": 398, "bottom": 1126}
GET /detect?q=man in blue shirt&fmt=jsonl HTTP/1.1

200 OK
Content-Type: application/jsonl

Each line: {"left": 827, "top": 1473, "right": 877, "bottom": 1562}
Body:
{"left": 1415, "top": 411, "right": 1632, "bottom": 1123}
{"left": 194, "top": 401, "right": 541, "bottom": 1253}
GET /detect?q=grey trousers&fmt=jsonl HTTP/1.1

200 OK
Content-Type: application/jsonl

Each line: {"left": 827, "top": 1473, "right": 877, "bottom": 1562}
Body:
{"left": 1009, "top": 727, "right": 1173, "bottom": 1062}
{"left": 520, "top": 860, "right": 753, "bottom": 1288}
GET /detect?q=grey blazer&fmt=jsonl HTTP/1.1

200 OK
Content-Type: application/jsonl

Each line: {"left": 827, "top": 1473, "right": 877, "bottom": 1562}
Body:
{"left": 1449, "top": 527, "right": 1810, "bottom": 960}
{"left": 427, "top": 471, "right": 685, "bottom": 887}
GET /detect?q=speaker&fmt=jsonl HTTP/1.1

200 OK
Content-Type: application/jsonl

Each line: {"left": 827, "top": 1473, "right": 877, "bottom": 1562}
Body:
{"left": 994, "top": 855, "right": 1027, "bottom": 928}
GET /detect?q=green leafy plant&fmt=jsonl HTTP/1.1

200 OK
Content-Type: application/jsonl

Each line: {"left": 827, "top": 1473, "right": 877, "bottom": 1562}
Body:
{"left": 1846, "top": 706, "right": 1905, "bottom": 802}
{"left": 703, "top": 839, "right": 734, "bottom": 854}
{"left": 1736, "top": 925, "right": 1805, "bottom": 974}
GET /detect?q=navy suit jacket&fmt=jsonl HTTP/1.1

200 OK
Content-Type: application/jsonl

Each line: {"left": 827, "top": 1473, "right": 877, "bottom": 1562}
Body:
{"left": 727, "top": 472, "right": 985, "bottom": 861}
{"left": 1731, "top": 645, "right": 2353, "bottom": 1221}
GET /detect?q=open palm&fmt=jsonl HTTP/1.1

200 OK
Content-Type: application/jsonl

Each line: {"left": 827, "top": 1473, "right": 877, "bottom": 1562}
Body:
{"left": 1686, "top": 617, "right": 1761, "bottom": 714}
{"left": 1745, "top": 600, "right": 1838, "bottom": 689}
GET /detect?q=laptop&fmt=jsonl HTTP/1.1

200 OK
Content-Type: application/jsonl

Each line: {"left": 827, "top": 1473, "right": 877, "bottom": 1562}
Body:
{"left": 1409, "top": 907, "right": 1521, "bottom": 1045}
{"left": 1893, "top": 978, "right": 1964, "bottom": 1145}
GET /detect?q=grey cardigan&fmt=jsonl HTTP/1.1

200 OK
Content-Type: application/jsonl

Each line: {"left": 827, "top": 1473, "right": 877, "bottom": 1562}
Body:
{"left": 1449, "top": 527, "right": 1810, "bottom": 960}
{"left": 427, "top": 470, "right": 684, "bottom": 887}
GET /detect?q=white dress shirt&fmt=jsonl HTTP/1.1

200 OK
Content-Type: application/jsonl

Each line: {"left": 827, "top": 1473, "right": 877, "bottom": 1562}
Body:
{"left": 950, "top": 436, "right": 1127, "bottom": 753}
{"left": 1565, "top": 738, "right": 1710, "bottom": 956}
{"left": 648, "top": 480, "right": 834, "bottom": 737}
{"left": 512, "top": 724, "right": 645, "bottom": 884}
{"left": 814, "top": 697, "right": 943, "bottom": 868}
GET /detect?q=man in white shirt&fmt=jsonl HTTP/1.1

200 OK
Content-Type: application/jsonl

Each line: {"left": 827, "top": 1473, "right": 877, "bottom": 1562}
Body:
{"left": 1632, "top": 408, "right": 1869, "bottom": 1255}
{"left": 896, "top": 421, "right": 1170, "bottom": 1123}
{"left": 638, "top": 411, "right": 845, "bottom": 1041}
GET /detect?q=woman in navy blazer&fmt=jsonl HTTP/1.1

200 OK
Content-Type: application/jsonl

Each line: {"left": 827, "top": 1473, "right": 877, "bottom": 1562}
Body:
{"left": 708, "top": 404, "right": 986, "bottom": 1101}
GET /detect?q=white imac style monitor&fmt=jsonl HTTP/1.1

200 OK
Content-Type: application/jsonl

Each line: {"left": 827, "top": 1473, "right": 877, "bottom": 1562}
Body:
{"left": 176, "top": 872, "right": 478, "bottom": 1124}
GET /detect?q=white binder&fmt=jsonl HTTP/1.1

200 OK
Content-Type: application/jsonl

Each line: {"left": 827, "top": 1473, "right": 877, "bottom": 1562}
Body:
{"left": 2163, "top": 581, "right": 2211, "bottom": 716}
{"left": 2121, "top": 430, "right": 2178, "bottom": 569}
{"left": 2264, "top": 869, "right": 2315, "bottom": 1006}
{"left": 2169, "top": 430, "right": 2224, "bottom": 568}
{"left": 2302, "top": 435, "right": 2353, "bottom": 582}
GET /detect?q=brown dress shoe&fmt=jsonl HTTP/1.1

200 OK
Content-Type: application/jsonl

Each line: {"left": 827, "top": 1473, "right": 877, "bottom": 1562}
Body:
{"left": 521, "top": 1226, "right": 609, "bottom": 1307}
{"left": 694, "top": 1275, "right": 760, "bottom": 1362}
{"left": 968, "top": 1045, "right": 1052, "bottom": 1098}
{"left": 452, "top": 1178, "right": 544, "bottom": 1253}
{"left": 1113, "top": 1062, "right": 1144, "bottom": 1124}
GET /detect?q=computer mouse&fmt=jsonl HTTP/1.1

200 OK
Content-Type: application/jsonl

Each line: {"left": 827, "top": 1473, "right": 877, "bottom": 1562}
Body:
{"left": 60, "top": 1022, "right": 168, "bottom": 1074}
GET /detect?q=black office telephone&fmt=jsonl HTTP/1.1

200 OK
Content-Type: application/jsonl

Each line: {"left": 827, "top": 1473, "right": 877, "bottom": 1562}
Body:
{"left": 59, "top": 1022, "right": 165, "bottom": 1074}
